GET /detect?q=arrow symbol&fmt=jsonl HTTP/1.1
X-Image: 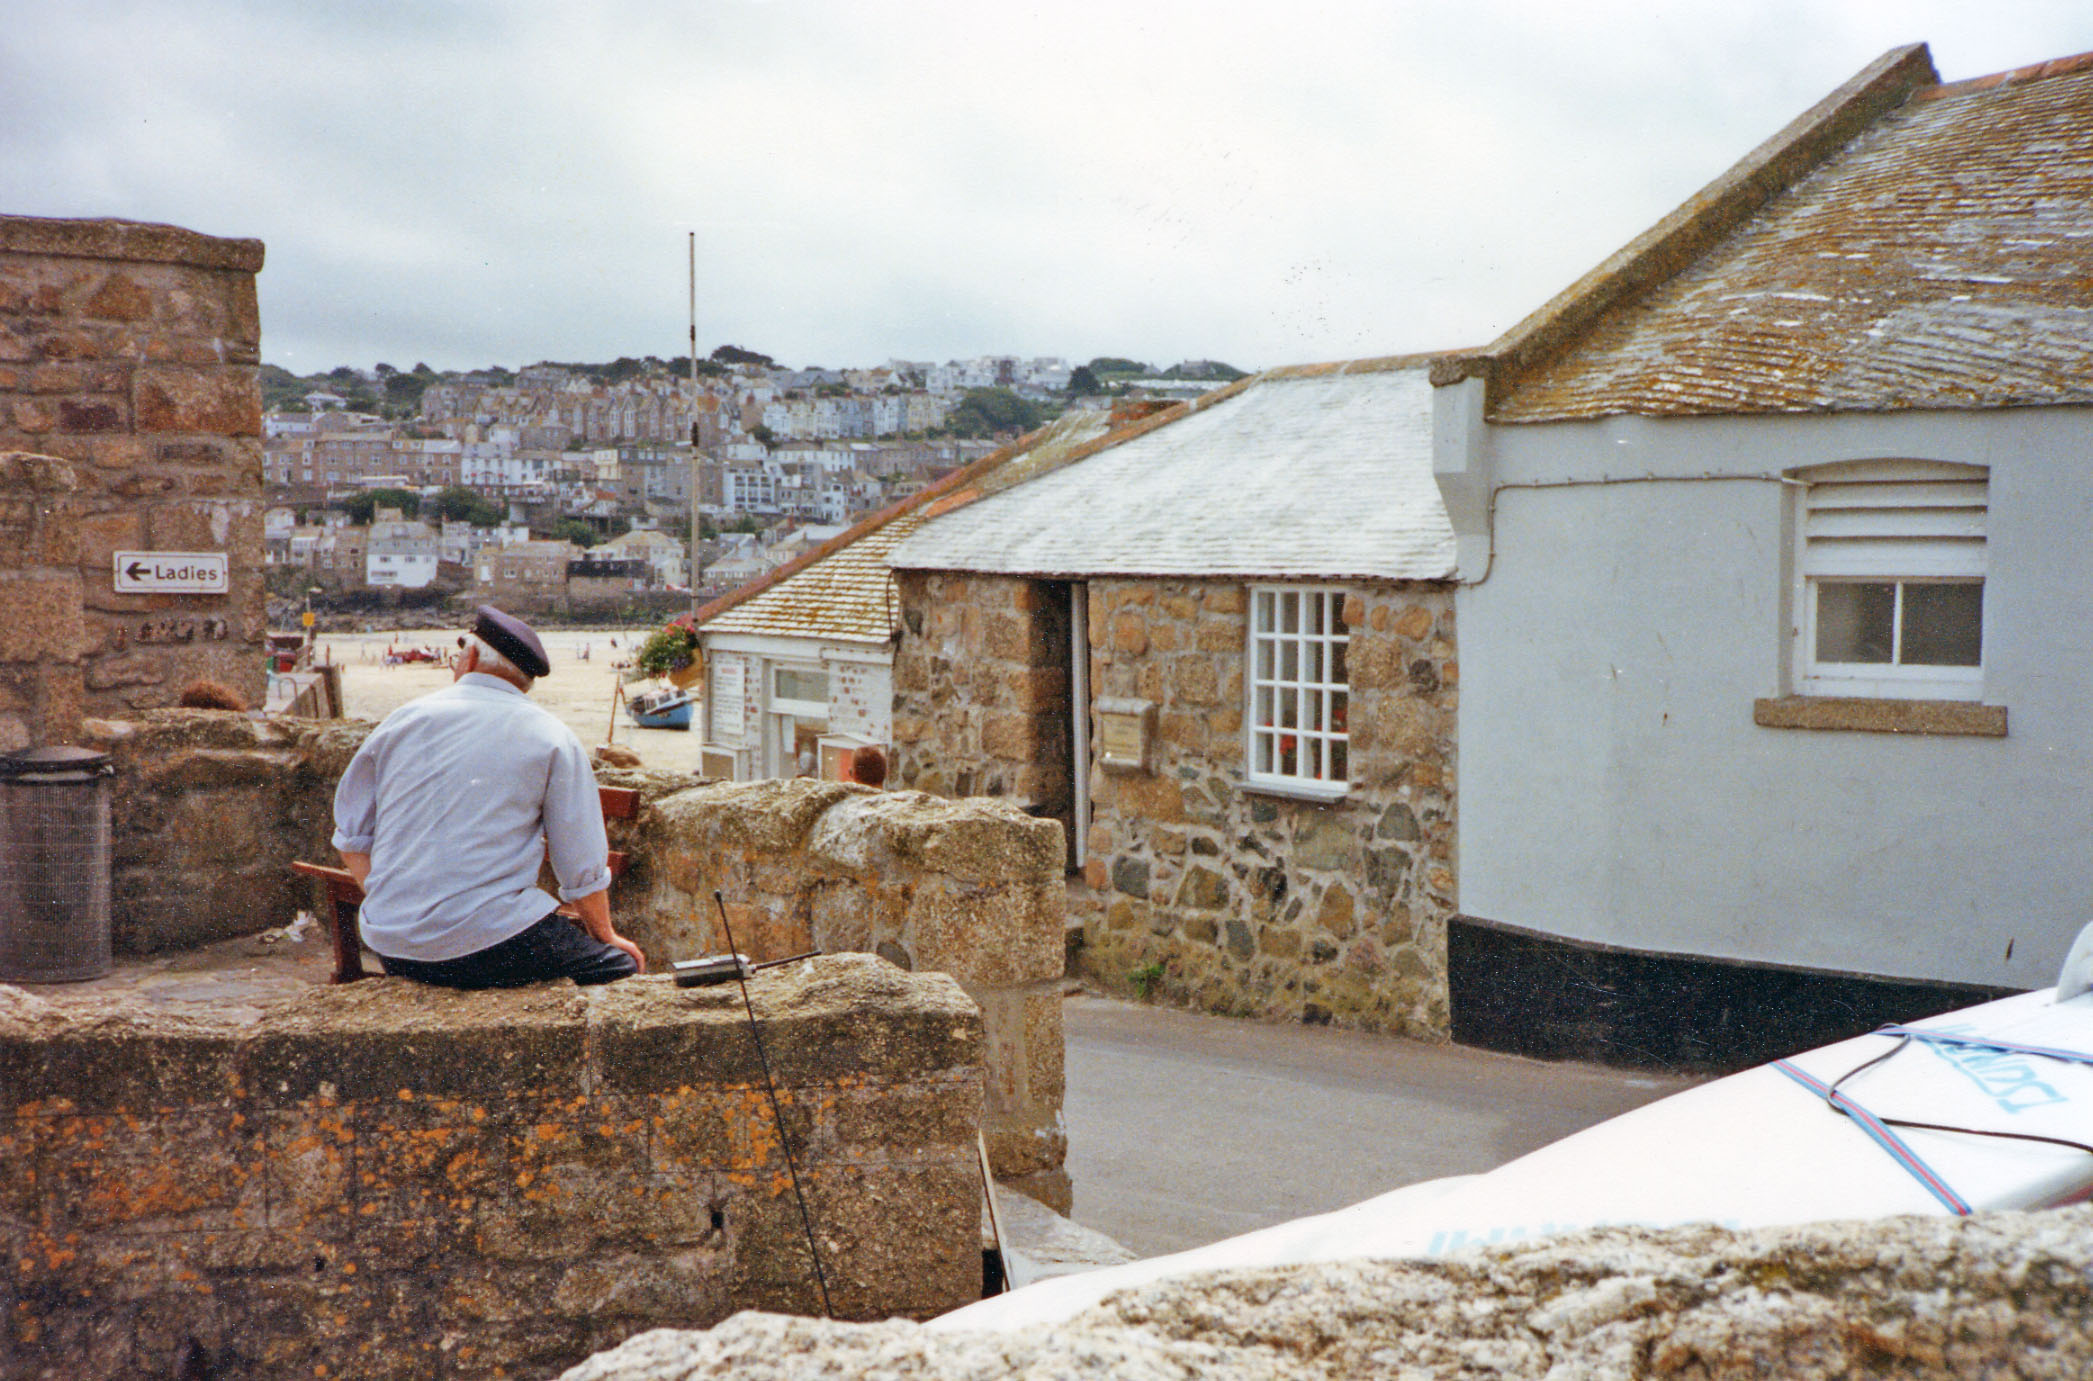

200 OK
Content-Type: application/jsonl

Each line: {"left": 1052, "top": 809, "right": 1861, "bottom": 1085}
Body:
{"left": 125, "top": 561, "right": 150, "bottom": 581}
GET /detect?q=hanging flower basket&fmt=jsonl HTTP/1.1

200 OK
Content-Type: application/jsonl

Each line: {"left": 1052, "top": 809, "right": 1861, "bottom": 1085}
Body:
{"left": 636, "top": 624, "right": 699, "bottom": 680}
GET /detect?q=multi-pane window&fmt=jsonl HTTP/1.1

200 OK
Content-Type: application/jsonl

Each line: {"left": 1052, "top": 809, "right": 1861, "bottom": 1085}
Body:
{"left": 1248, "top": 586, "right": 1349, "bottom": 793}
{"left": 1795, "top": 459, "right": 1987, "bottom": 700}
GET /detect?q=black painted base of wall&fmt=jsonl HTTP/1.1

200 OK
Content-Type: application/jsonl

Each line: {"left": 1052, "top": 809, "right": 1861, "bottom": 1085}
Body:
{"left": 1449, "top": 914, "right": 2020, "bottom": 1075}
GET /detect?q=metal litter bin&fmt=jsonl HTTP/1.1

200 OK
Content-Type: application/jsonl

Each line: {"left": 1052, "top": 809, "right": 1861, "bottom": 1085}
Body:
{"left": 0, "top": 746, "right": 114, "bottom": 983}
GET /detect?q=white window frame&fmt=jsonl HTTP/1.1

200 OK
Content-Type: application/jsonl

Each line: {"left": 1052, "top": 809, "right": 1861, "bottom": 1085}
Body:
{"left": 1244, "top": 584, "right": 1351, "bottom": 801}
{"left": 768, "top": 663, "right": 830, "bottom": 718}
{"left": 1791, "top": 459, "right": 1988, "bottom": 702}
{"left": 764, "top": 662, "right": 831, "bottom": 779}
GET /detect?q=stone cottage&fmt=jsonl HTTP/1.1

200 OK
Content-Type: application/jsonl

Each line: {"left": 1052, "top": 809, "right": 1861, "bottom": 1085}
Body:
{"left": 888, "top": 359, "right": 1459, "bottom": 1037}
{"left": 1430, "top": 43, "right": 2093, "bottom": 1068}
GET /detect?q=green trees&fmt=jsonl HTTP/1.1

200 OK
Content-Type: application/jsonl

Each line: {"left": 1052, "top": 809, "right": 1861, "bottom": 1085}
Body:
{"left": 341, "top": 488, "right": 420, "bottom": 524}
{"left": 710, "top": 344, "right": 776, "bottom": 368}
{"left": 377, "top": 362, "right": 433, "bottom": 414}
{"left": 259, "top": 364, "right": 305, "bottom": 412}
{"left": 430, "top": 486, "right": 505, "bottom": 527}
{"left": 946, "top": 387, "right": 1043, "bottom": 438}
{"left": 553, "top": 519, "right": 601, "bottom": 549}
{"left": 1163, "top": 360, "right": 1249, "bottom": 382}
{"left": 1066, "top": 365, "right": 1103, "bottom": 396}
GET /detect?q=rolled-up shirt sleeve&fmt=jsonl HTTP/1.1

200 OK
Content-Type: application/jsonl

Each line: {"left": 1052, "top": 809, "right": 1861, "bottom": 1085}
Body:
{"left": 544, "top": 736, "right": 612, "bottom": 901}
{"left": 331, "top": 735, "right": 380, "bottom": 854}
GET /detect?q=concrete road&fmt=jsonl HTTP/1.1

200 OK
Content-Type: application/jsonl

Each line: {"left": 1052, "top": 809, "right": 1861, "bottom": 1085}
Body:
{"left": 1060, "top": 994, "right": 1702, "bottom": 1257}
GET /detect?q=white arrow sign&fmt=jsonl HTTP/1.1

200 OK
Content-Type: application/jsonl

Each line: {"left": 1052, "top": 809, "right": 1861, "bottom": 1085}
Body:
{"left": 112, "top": 551, "right": 229, "bottom": 594}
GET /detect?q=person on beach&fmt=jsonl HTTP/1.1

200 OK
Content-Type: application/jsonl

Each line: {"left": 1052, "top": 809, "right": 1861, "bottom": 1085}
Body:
{"left": 330, "top": 605, "right": 645, "bottom": 988}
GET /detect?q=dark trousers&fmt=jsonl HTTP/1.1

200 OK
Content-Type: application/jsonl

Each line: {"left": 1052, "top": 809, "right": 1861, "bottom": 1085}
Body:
{"left": 378, "top": 912, "right": 638, "bottom": 989}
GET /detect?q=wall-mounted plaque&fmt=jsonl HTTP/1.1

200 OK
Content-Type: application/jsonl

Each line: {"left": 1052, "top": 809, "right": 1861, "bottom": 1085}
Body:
{"left": 1094, "top": 696, "right": 1154, "bottom": 773}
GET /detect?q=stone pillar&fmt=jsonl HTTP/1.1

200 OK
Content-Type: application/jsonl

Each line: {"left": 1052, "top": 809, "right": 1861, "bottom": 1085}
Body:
{"left": 0, "top": 452, "right": 85, "bottom": 750}
{"left": 0, "top": 215, "right": 268, "bottom": 713}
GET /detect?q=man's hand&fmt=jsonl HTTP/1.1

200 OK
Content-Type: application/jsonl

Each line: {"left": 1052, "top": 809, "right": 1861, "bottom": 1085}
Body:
{"left": 570, "top": 889, "right": 646, "bottom": 973}
{"left": 340, "top": 849, "right": 371, "bottom": 888}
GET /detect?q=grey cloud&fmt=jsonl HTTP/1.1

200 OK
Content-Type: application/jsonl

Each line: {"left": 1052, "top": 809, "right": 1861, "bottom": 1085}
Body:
{"left": 3, "top": 0, "right": 2089, "bottom": 372}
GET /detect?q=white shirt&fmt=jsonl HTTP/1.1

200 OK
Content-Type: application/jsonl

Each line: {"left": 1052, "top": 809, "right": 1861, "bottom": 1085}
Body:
{"left": 331, "top": 672, "right": 611, "bottom": 962}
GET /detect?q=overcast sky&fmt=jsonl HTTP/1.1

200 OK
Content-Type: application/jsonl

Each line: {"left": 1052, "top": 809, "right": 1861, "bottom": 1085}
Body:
{"left": 4, "top": 2, "right": 2088, "bottom": 376}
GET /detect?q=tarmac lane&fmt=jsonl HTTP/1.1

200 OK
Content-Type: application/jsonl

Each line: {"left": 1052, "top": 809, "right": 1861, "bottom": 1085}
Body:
{"left": 1059, "top": 993, "right": 1701, "bottom": 1257}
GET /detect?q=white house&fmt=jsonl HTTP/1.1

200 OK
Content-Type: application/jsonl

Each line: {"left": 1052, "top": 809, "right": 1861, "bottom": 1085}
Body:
{"left": 1427, "top": 43, "right": 2093, "bottom": 1067}
{"left": 364, "top": 515, "right": 441, "bottom": 590}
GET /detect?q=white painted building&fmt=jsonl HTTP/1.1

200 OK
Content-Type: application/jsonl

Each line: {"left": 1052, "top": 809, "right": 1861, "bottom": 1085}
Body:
{"left": 365, "top": 517, "right": 441, "bottom": 589}
{"left": 1426, "top": 44, "right": 2093, "bottom": 1066}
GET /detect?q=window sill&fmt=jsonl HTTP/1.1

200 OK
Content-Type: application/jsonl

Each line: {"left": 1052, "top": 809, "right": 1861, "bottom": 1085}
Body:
{"left": 1240, "top": 778, "right": 1354, "bottom": 805}
{"left": 1753, "top": 696, "right": 2006, "bottom": 738}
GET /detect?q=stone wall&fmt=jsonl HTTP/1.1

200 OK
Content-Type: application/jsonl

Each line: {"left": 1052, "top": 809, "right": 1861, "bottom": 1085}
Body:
{"left": 77, "top": 709, "right": 357, "bottom": 954}
{"left": 0, "top": 215, "right": 269, "bottom": 717}
{"left": 610, "top": 775, "right": 1070, "bottom": 1209}
{"left": 560, "top": 1205, "right": 2093, "bottom": 1380}
{"left": 0, "top": 453, "right": 85, "bottom": 751}
{"left": 892, "top": 571, "right": 1458, "bottom": 1038}
{"left": 55, "top": 720, "right": 1068, "bottom": 1205}
{"left": 891, "top": 571, "right": 1072, "bottom": 817}
{"left": 1082, "top": 579, "right": 1457, "bottom": 1036}
{"left": 1, "top": 956, "right": 983, "bottom": 1381}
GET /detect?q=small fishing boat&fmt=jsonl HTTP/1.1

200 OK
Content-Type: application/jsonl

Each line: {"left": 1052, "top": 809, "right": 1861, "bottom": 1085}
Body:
{"left": 626, "top": 685, "right": 694, "bottom": 730}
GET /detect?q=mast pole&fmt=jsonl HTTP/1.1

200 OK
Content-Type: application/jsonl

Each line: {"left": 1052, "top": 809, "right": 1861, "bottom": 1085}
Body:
{"left": 688, "top": 231, "right": 705, "bottom": 602}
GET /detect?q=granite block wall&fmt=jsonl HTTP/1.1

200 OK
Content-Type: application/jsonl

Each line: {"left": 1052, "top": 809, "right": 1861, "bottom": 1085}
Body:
{"left": 1, "top": 956, "right": 982, "bottom": 1380}
{"left": 0, "top": 453, "right": 86, "bottom": 751}
{"left": 890, "top": 571, "right": 1072, "bottom": 815}
{"left": 76, "top": 709, "right": 358, "bottom": 954}
{"left": 0, "top": 215, "right": 268, "bottom": 719}
{"left": 612, "top": 775, "right": 1070, "bottom": 1209}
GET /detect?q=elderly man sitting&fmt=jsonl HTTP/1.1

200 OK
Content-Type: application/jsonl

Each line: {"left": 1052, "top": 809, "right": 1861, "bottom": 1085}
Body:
{"left": 331, "top": 605, "right": 645, "bottom": 988}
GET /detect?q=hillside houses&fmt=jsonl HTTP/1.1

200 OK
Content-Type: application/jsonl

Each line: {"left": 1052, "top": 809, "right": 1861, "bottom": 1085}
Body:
{"left": 692, "top": 412, "right": 1114, "bottom": 782}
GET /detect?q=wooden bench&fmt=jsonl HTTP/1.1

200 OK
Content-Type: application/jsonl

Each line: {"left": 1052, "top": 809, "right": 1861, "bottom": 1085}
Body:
{"left": 292, "top": 785, "right": 641, "bottom": 983}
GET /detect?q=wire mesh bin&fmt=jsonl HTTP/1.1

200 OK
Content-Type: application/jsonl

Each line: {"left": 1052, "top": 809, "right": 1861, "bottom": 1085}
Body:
{"left": 0, "top": 745, "right": 115, "bottom": 983}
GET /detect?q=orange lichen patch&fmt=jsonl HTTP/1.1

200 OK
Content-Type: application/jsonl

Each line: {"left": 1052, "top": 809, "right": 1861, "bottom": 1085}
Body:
{"left": 16, "top": 1097, "right": 81, "bottom": 1118}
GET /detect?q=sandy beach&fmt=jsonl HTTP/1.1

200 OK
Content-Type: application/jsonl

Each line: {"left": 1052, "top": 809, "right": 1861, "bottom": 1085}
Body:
{"left": 315, "top": 625, "right": 708, "bottom": 775}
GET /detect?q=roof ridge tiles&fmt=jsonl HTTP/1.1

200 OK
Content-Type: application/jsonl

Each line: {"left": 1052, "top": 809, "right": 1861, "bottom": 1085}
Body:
{"left": 1434, "top": 42, "right": 1939, "bottom": 405}
{"left": 1260, "top": 351, "right": 1446, "bottom": 380}
{"left": 1915, "top": 47, "right": 2093, "bottom": 101}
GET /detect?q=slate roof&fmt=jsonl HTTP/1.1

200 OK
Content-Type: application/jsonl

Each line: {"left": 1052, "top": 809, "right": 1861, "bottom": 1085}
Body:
{"left": 887, "top": 359, "right": 1454, "bottom": 582}
{"left": 1450, "top": 45, "right": 2093, "bottom": 421}
{"left": 695, "top": 410, "right": 1117, "bottom": 645}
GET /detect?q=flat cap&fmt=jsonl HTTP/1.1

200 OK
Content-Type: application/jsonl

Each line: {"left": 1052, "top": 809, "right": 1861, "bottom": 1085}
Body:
{"left": 473, "top": 604, "right": 550, "bottom": 679}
